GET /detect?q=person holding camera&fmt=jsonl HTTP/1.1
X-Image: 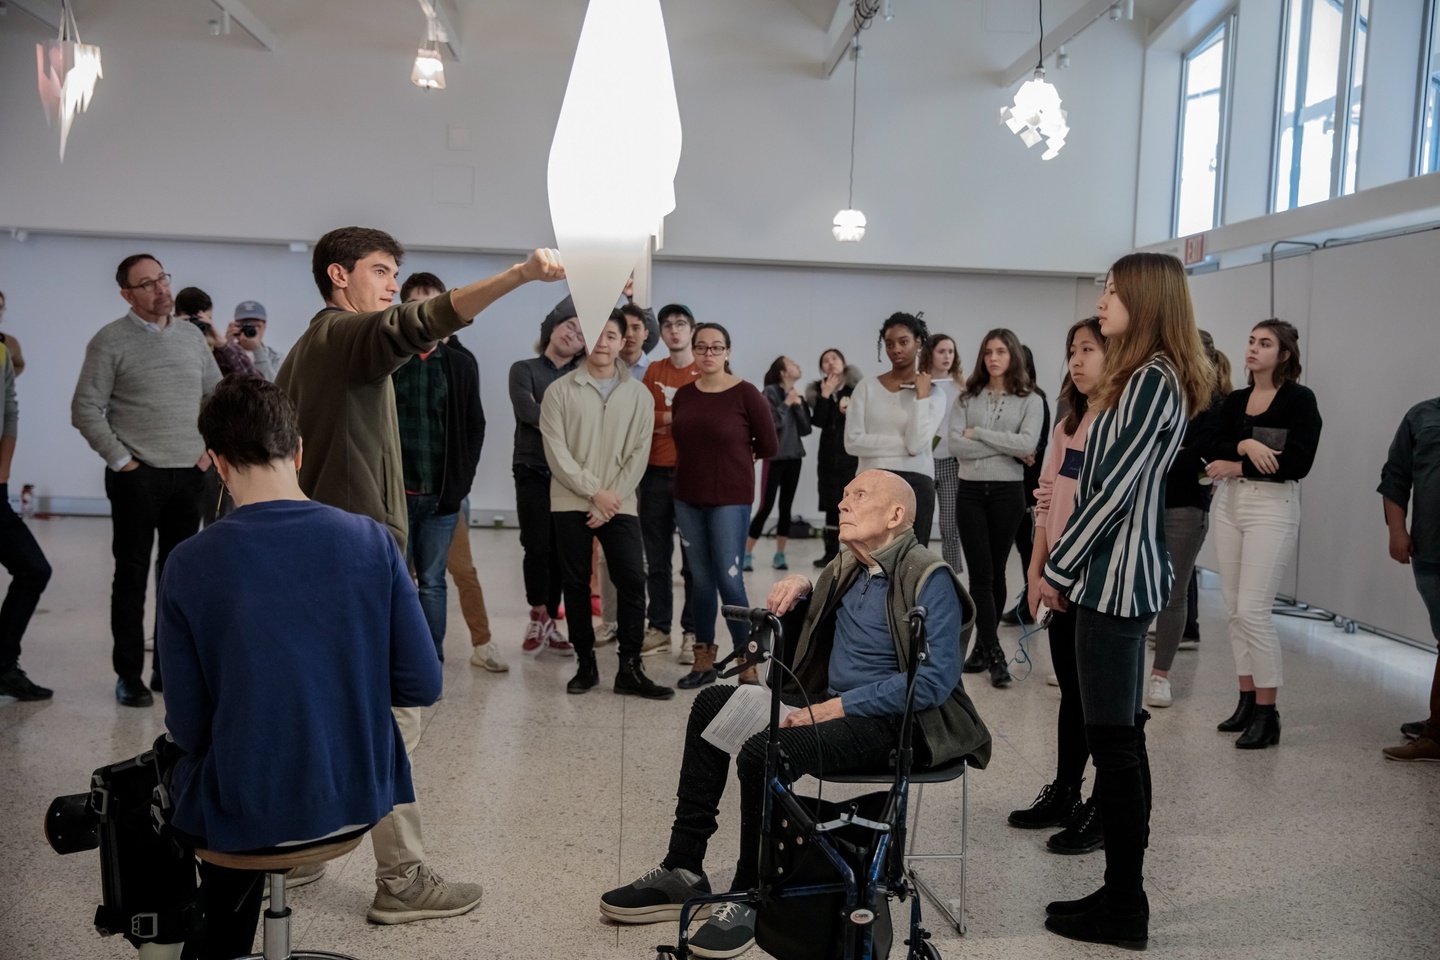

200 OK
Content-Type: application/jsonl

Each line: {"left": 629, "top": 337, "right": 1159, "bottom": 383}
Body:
{"left": 175, "top": 287, "right": 257, "bottom": 379}
{"left": 228, "top": 301, "right": 284, "bottom": 380}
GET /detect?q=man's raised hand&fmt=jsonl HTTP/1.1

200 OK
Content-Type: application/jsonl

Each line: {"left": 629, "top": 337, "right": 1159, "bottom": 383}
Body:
{"left": 520, "top": 248, "right": 566, "bottom": 283}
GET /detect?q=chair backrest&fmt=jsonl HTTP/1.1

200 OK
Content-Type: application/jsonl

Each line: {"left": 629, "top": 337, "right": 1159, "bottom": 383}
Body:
{"left": 194, "top": 833, "right": 364, "bottom": 872}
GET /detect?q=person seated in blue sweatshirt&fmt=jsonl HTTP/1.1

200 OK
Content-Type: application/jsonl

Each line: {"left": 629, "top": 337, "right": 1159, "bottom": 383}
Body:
{"left": 151, "top": 374, "right": 441, "bottom": 958}
{"left": 599, "top": 469, "right": 991, "bottom": 960}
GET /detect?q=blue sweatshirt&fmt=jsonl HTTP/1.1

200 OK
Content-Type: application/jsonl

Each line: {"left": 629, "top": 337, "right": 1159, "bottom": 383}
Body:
{"left": 828, "top": 567, "right": 962, "bottom": 718}
{"left": 158, "top": 500, "right": 441, "bottom": 852}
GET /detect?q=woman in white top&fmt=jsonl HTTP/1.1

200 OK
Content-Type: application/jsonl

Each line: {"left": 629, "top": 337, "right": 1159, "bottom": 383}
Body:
{"left": 948, "top": 328, "right": 1044, "bottom": 687}
{"left": 844, "top": 312, "right": 945, "bottom": 545}
{"left": 921, "top": 333, "right": 966, "bottom": 573}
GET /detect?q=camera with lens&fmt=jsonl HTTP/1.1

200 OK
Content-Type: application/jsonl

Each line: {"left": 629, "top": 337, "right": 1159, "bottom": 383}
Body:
{"left": 239, "top": 322, "right": 258, "bottom": 338}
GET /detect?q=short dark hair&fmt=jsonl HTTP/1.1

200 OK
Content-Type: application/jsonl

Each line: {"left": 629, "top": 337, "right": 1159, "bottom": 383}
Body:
{"left": 400, "top": 271, "right": 446, "bottom": 301}
{"left": 693, "top": 322, "right": 733, "bottom": 374}
{"left": 311, "top": 227, "right": 405, "bottom": 300}
{"left": 174, "top": 287, "right": 212, "bottom": 318}
{"left": 116, "top": 254, "right": 161, "bottom": 288}
{"left": 1249, "top": 319, "right": 1303, "bottom": 387}
{"left": 876, "top": 311, "right": 929, "bottom": 362}
{"left": 198, "top": 375, "right": 302, "bottom": 469}
{"left": 618, "top": 302, "right": 647, "bottom": 326}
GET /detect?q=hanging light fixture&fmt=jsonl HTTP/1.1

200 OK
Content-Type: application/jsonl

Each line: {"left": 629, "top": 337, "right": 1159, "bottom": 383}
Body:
{"left": 832, "top": 38, "right": 866, "bottom": 242}
{"left": 411, "top": 7, "right": 445, "bottom": 90}
{"left": 1000, "top": 0, "right": 1069, "bottom": 160}
{"left": 34, "top": 0, "right": 102, "bottom": 162}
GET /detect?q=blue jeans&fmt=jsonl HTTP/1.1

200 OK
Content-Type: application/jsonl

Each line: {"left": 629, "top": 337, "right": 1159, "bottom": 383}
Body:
{"left": 407, "top": 494, "right": 459, "bottom": 662}
{"left": 1074, "top": 604, "right": 1151, "bottom": 726}
{"left": 674, "top": 502, "right": 751, "bottom": 653}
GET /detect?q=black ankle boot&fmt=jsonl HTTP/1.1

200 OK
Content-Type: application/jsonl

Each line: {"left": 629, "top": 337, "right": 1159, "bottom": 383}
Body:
{"left": 987, "top": 643, "right": 1012, "bottom": 688}
{"left": 962, "top": 638, "right": 989, "bottom": 674}
{"left": 615, "top": 657, "right": 675, "bottom": 700}
{"left": 566, "top": 653, "right": 600, "bottom": 694}
{"left": 1217, "top": 690, "right": 1256, "bottom": 732}
{"left": 1045, "top": 885, "right": 1106, "bottom": 917}
{"left": 1008, "top": 779, "right": 1081, "bottom": 829}
{"left": 813, "top": 527, "right": 840, "bottom": 568}
{"left": 1043, "top": 888, "right": 1148, "bottom": 949}
{"left": 1235, "top": 704, "right": 1280, "bottom": 749}
{"left": 1047, "top": 796, "right": 1103, "bottom": 854}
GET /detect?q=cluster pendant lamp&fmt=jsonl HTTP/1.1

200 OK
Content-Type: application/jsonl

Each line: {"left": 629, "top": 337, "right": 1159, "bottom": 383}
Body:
{"left": 547, "top": 0, "right": 681, "bottom": 346}
{"left": 1001, "top": 0, "right": 1069, "bottom": 160}
{"left": 832, "top": 37, "right": 867, "bottom": 242}
{"left": 34, "top": 0, "right": 102, "bottom": 161}
{"left": 411, "top": 3, "right": 446, "bottom": 89}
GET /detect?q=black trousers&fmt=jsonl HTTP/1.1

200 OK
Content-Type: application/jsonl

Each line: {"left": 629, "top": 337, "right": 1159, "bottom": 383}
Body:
{"left": 954, "top": 479, "right": 1026, "bottom": 649}
{"left": 663, "top": 685, "right": 899, "bottom": 891}
{"left": 513, "top": 464, "right": 563, "bottom": 617}
{"left": 554, "top": 512, "right": 646, "bottom": 659}
{"left": 748, "top": 458, "right": 804, "bottom": 540}
{"left": 0, "top": 483, "right": 52, "bottom": 669}
{"left": 1047, "top": 606, "right": 1089, "bottom": 788}
{"left": 639, "top": 465, "right": 695, "bottom": 634}
{"left": 103, "top": 464, "right": 204, "bottom": 682}
{"left": 892, "top": 471, "right": 935, "bottom": 547}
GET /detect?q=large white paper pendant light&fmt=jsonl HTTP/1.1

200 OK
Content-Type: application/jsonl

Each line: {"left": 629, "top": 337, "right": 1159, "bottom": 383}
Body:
{"left": 548, "top": 0, "right": 682, "bottom": 347}
{"left": 35, "top": 0, "right": 102, "bottom": 162}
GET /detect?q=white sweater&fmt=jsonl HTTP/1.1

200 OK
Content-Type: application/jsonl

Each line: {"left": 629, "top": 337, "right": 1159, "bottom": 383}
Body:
{"left": 843, "top": 377, "right": 945, "bottom": 478}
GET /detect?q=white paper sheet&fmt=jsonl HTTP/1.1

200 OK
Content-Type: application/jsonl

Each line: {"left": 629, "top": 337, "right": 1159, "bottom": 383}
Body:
{"left": 701, "top": 684, "right": 796, "bottom": 755}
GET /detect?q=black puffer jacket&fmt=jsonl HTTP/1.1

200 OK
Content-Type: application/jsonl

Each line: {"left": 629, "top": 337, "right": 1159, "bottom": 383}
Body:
{"left": 806, "top": 365, "right": 864, "bottom": 494}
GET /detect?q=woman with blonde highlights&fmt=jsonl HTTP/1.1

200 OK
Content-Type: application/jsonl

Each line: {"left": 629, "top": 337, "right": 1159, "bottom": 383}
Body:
{"left": 1037, "top": 253, "right": 1211, "bottom": 949}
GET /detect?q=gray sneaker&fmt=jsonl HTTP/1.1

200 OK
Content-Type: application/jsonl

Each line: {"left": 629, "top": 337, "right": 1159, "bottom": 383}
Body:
{"left": 690, "top": 901, "right": 756, "bottom": 959}
{"left": 366, "top": 865, "right": 483, "bottom": 924}
{"left": 600, "top": 864, "right": 711, "bottom": 923}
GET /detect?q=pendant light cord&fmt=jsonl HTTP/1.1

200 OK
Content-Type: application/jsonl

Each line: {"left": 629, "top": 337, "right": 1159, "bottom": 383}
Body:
{"left": 848, "top": 40, "right": 859, "bottom": 209}
{"left": 1036, "top": 0, "right": 1045, "bottom": 70}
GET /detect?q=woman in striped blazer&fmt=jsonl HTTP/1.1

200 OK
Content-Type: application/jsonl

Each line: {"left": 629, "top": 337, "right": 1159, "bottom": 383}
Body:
{"left": 1036, "top": 253, "right": 1215, "bottom": 950}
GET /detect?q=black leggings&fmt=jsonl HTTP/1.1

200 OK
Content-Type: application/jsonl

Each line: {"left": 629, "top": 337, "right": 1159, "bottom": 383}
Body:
{"left": 954, "top": 479, "right": 1026, "bottom": 647}
{"left": 1048, "top": 605, "right": 1090, "bottom": 789}
{"left": 749, "top": 458, "right": 803, "bottom": 540}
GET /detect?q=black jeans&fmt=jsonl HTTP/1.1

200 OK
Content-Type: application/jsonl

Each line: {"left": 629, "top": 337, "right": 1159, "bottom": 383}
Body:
{"left": 513, "top": 464, "right": 563, "bottom": 617}
{"left": 1047, "top": 605, "right": 1089, "bottom": 788}
{"left": 892, "top": 471, "right": 935, "bottom": 547}
{"left": 0, "top": 483, "right": 52, "bottom": 669}
{"left": 663, "top": 685, "right": 899, "bottom": 891}
{"left": 954, "top": 479, "right": 1026, "bottom": 649}
{"left": 639, "top": 465, "right": 695, "bottom": 634}
{"left": 554, "top": 512, "right": 646, "bottom": 659}
{"left": 104, "top": 464, "right": 204, "bottom": 682}
{"left": 1074, "top": 605, "right": 1149, "bottom": 725}
{"left": 748, "top": 458, "right": 803, "bottom": 540}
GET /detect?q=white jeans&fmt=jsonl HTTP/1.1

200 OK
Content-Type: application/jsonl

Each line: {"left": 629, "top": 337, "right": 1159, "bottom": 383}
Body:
{"left": 1211, "top": 479, "right": 1300, "bottom": 689}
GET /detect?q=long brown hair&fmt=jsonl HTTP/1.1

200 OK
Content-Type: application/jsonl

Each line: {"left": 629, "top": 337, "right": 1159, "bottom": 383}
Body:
{"left": 1247, "top": 318, "right": 1302, "bottom": 387}
{"left": 1091, "top": 253, "right": 1213, "bottom": 415}
{"left": 1198, "top": 329, "right": 1232, "bottom": 398}
{"left": 1059, "top": 317, "right": 1107, "bottom": 435}
{"left": 918, "top": 333, "right": 965, "bottom": 384}
{"left": 964, "top": 328, "right": 1033, "bottom": 398}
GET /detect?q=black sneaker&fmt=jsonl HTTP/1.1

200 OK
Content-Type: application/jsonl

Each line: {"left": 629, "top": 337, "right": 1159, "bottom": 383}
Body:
{"left": 1008, "top": 780, "right": 1080, "bottom": 829}
{"left": 1401, "top": 720, "right": 1426, "bottom": 741}
{"left": 0, "top": 665, "right": 52, "bottom": 701}
{"left": 115, "top": 677, "right": 153, "bottom": 708}
{"left": 615, "top": 658, "right": 675, "bottom": 700}
{"left": 1047, "top": 796, "right": 1103, "bottom": 855}
{"left": 690, "top": 901, "right": 756, "bottom": 959}
{"left": 599, "top": 865, "right": 711, "bottom": 923}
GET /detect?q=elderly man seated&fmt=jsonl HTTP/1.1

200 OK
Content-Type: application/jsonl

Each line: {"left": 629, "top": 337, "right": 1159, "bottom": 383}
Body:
{"left": 599, "top": 469, "right": 990, "bottom": 959}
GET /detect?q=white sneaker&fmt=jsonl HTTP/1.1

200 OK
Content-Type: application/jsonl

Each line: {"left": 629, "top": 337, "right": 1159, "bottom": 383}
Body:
{"left": 1144, "top": 674, "right": 1173, "bottom": 708}
{"left": 596, "top": 623, "right": 618, "bottom": 648}
{"left": 679, "top": 632, "right": 697, "bottom": 665}
{"left": 641, "top": 626, "right": 671, "bottom": 656}
{"left": 469, "top": 643, "right": 509, "bottom": 673}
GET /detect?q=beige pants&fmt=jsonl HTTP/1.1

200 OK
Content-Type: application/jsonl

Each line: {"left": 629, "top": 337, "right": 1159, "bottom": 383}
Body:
{"left": 1212, "top": 479, "right": 1301, "bottom": 689}
{"left": 447, "top": 508, "right": 492, "bottom": 646}
{"left": 371, "top": 705, "right": 427, "bottom": 893}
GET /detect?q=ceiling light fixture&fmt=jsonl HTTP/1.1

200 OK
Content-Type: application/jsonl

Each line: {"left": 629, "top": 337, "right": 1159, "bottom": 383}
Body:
{"left": 832, "top": 38, "right": 866, "bottom": 242}
{"left": 1000, "top": 0, "right": 1068, "bottom": 160}
{"left": 35, "top": 0, "right": 101, "bottom": 162}
{"left": 411, "top": 6, "right": 446, "bottom": 90}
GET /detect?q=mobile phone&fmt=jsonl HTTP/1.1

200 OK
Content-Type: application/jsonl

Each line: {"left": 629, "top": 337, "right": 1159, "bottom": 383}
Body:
{"left": 1035, "top": 602, "right": 1054, "bottom": 627}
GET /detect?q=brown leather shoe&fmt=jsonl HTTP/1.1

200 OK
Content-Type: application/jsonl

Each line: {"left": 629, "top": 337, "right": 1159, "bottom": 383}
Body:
{"left": 1382, "top": 736, "right": 1440, "bottom": 762}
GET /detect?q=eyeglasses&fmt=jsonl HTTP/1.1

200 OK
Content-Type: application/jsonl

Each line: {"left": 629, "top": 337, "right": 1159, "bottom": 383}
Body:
{"left": 125, "top": 273, "right": 172, "bottom": 293}
{"left": 693, "top": 344, "right": 728, "bottom": 355}
{"left": 660, "top": 320, "right": 691, "bottom": 331}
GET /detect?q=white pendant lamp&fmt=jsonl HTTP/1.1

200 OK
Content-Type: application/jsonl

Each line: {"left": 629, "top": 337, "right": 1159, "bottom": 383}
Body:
{"left": 35, "top": 0, "right": 102, "bottom": 161}
{"left": 547, "top": 0, "right": 682, "bottom": 347}
{"left": 832, "top": 39, "right": 866, "bottom": 242}
{"left": 411, "top": 10, "right": 445, "bottom": 90}
{"left": 1000, "top": 1, "right": 1069, "bottom": 160}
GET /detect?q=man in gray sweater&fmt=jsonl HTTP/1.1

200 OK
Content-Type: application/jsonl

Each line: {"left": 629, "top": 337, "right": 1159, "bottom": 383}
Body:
{"left": 71, "top": 254, "right": 221, "bottom": 707}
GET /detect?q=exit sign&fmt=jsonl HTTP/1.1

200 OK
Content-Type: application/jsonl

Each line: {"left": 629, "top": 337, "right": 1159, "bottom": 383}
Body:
{"left": 1183, "top": 234, "right": 1206, "bottom": 265}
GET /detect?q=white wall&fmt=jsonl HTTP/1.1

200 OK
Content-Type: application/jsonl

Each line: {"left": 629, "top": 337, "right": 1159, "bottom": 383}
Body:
{"left": 0, "top": 0, "right": 1150, "bottom": 274}
{"left": 0, "top": 232, "right": 1096, "bottom": 523}
{"left": 1188, "top": 228, "right": 1440, "bottom": 647}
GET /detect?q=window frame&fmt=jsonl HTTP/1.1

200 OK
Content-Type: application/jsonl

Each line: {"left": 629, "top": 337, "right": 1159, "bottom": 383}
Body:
{"left": 1171, "top": 9, "right": 1238, "bottom": 238}
{"left": 1413, "top": 0, "right": 1440, "bottom": 176}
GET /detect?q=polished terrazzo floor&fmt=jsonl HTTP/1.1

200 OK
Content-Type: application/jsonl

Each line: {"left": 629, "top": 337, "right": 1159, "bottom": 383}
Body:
{"left": 1, "top": 517, "right": 1437, "bottom": 959}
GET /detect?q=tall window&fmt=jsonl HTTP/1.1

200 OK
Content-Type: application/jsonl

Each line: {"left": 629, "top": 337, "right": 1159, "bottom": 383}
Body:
{"left": 1273, "top": 0, "right": 1369, "bottom": 211}
{"left": 1417, "top": 2, "right": 1440, "bottom": 175}
{"left": 1174, "top": 16, "right": 1234, "bottom": 237}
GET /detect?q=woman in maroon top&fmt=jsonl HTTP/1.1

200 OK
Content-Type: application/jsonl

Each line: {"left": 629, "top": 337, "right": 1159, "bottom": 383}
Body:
{"left": 671, "top": 323, "right": 779, "bottom": 688}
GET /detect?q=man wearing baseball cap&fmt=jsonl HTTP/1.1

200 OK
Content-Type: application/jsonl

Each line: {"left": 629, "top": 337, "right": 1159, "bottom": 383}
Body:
{"left": 229, "top": 300, "right": 285, "bottom": 381}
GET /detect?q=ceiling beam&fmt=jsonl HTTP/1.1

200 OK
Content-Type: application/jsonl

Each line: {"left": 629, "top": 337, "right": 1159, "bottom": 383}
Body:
{"left": 209, "top": 0, "right": 276, "bottom": 51}
{"left": 998, "top": 0, "right": 1121, "bottom": 87}
{"left": 823, "top": 2, "right": 878, "bottom": 78}
{"left": 8, "top": 0, "right": 63, "bottom": 32}
{"left": 417, "top": 0, "right": 462, "bottom": 61}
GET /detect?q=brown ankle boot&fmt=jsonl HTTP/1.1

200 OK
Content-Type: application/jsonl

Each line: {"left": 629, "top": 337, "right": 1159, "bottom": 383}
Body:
{"left": 677, "top": 643, "right": 718, "bottom": 689}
